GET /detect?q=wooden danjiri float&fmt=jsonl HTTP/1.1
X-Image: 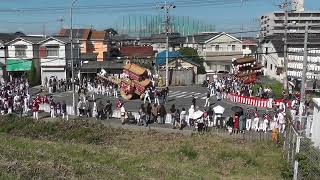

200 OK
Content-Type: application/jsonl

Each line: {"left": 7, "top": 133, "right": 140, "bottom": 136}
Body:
{"left": 97, "top": 61, "right": 151, "bottom": 100}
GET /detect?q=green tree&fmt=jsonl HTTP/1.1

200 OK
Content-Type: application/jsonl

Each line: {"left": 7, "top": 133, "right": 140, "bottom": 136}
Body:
{"left": 27, "top": 62, "right": 39, "bottom": 86}
{"left": 178, "top": 47, "right": 206, "bottom": 74}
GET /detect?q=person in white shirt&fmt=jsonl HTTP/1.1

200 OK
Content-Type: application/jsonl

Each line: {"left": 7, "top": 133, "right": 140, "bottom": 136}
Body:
{"left": 278, "top": 111, "right": 286, "bottom": 133}
{"left": 204, "top": 92, "right": 210, "bottom": 107}
{"left": 144, "top": 89, "right": 151, "bottom": 104}
{"left": 113, "top": 84, "right": 118, "bottom": 98}
{"left": 120, "top": 105, "right": 126, "bottom": 125}
{"left": 188, "top": 105, "right": 195, "bottom": 126}
{"left": 252, "top": 113, "right": 260, "bottom": 131}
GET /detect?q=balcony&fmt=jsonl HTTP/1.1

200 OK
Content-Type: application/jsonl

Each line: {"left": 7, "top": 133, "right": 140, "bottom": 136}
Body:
{"left": 41, "top": 58, "right": 66, "bottom": 67}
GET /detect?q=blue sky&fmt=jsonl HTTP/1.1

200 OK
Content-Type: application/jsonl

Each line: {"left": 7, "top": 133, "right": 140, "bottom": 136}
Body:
{"left": 0, "top": 0, "right": 319, "bottom": 35}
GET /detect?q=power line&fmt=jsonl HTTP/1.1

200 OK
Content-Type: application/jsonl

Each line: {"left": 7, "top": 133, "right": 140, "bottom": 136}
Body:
{"left": 0, "top": 0, "right": 255, "bottom": 14}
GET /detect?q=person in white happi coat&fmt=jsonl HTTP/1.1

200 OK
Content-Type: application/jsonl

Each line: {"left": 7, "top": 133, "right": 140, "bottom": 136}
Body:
{"left": 188, "top": 105, "right": 195, "bottom": 126}
{"left": 113, "top": 84, "right": 118, "bottom": 98}
{"left": 23, "top": 95, "right": 29, "bottom": 115}
{"left": 210, "top": 84, "right": 215, "bottom": 97}
{"left": 267, "top": 98, "right": 273, "bottom": 109}
{"left": 279, "top": 101, "right": 286, "bottom": 112}
{"left": 263, "top": 113, "right": 270, "bottom": 133}
{"left": 50, "top": 101, "right": 56, "bottom": 118}
{"left": 252, "top": 113, "right": 260, "bottom": 131}
{"left": 204, "top": 92, "right": 210, "bottom": 107}
{"left": 270, "top": 114, "right": 278, "bottom": 131}
{"left": 144, "top": 89, "right": 151, "bottom": 104}
{"left": 88, "top": 83, "right": 95, "bottom": 100}
{"left": 278, "top": 111, "right": 286, "bottom": 133}
{"left": 97, "top": 83, "right": 102, "bottom": 94}
{"left": 245, "top": 109, "right": 252, "bottom": 131}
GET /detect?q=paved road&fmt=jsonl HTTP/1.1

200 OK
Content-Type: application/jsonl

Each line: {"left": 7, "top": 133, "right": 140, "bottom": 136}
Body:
{"left": 34, "top": 85, "right": 271, "bottom": 117}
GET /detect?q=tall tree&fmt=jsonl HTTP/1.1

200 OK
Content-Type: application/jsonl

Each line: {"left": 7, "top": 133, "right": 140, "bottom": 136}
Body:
{"left": 178, "top": 47, "right": 206, "bottom": 74}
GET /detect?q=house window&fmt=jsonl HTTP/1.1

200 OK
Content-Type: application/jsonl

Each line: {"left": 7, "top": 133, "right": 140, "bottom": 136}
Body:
{"left": 225, "top": 65, "right": 230, "bottom": 71}
{"left": 46, "top": 45, "right": 59, "bottom": 57}
{"left": 15, "top": 45, "right": 27, "bottom": 57}
{"left": 215, "top": 45, "right": 220, "bottom": 51}
{"left": 270, "top": 64, "right": 273, "bottom": 70}
{"left": 232, "top": 45, "right": 236, "bottom": 51}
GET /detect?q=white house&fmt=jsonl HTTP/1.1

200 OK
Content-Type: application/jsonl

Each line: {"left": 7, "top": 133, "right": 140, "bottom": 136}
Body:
{"left": 260, "top": 40, "right": 284, "bottom": 82}
{"left": 184, "top": 32, "right": 243, "bottom": 72}
{"left": 38, "top": 36, "right": 79, "bottom": 85}
{"left": 6, "top": 36, "right": 43, "bottom": 81}
{"left": 261, "top": 35, "right": 320, "bottom": 84}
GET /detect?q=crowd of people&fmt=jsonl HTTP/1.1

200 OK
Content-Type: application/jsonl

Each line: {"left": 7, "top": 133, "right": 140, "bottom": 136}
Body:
{"left": 4, "top": 73, "right": 306, "bottom": 139}
{"left": 0, "top": 78, "right": 32, "bottom": 116}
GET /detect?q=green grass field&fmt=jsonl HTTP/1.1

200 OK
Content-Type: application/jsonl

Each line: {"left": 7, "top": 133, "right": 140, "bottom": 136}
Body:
{"left": 0, "top": 116, "right": 290, "bottom": 179}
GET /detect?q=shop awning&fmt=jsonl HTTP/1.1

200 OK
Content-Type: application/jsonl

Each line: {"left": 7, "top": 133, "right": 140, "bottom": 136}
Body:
{"left": 6, "top": 59, "right": 32, "bottom": 71}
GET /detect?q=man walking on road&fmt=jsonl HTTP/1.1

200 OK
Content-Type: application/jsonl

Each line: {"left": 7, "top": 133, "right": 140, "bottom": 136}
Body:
{"left": 113, "top": 83, "right": 118, "bottom": 98}
{"left": 192, "top": 95, "right": 196, "bottom": 107}
{"left": 144, "top": 88, "right": 151, "bottom": 104}
{"left": 204, "top": 92, "right": 210, "bottom": 107}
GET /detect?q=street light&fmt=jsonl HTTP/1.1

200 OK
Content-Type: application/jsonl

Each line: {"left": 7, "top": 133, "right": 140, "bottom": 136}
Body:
{"left": 70, "top": 0, "right": 78, "bottom": 115}
{"left": 160, "top": 1, "right": 175, "bottom": 87}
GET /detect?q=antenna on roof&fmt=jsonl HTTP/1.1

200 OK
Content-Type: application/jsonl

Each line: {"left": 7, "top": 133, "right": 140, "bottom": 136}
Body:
{"left": 57, "top": 17, "right": 64, "bottom": 29}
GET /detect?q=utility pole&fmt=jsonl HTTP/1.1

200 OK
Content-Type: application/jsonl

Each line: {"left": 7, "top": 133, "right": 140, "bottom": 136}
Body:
{"left": 161, "top": 1, "right": 176, "bottom": 87}
{"left": 282, "top": 0, "right": 289, "bottom": 93}
{"left": 70, "top": 0, "right": 78, "bottom": 115}
{"left": 294, "top": 24, "right": 308, "bottom": 180}
{"left": 298, "top": 24, "right": 308, "bottom": 128}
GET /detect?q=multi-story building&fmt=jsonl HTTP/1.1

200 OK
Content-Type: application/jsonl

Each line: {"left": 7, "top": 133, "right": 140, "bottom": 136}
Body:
{"left": 6, "top": 36, "right": 44, "bottom": 81}
{"left": 184, "top": 32, "right": 243, "bottom": 72}
{"left": 261, "top": 34, "right": 320, "bottom": 86}
{"left": 91, "top": 30, "right": 107, "bottom": 61}
{"left": 139, "top": 33, "right": 185, "bottom": 53}
{"left": 38, "top": 36, "right": 79, "bottom": 85}
{"left": 0, "top": 32, "right": 25, "bottom": 79}
{"left": 260, "top": 10, "right": 320, "bottom": 38}
{"left": 59, "top": 28, "right": 92, "bottom": 54}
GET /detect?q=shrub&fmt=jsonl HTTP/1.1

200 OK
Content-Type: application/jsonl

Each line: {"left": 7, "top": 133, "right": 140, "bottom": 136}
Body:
{"left": 0, "top": 115, "right": 125, "bottom": 145}
{"left": 178, "top": 143, "right": 198, "bottom": 160}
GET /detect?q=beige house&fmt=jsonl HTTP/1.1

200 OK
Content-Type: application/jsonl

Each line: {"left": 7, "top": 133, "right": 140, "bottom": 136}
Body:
{"left": 184, "top": 32, "right": 243, "bottom": 73}
{"left": 202, "top": 33, "right": 243, "bottom": 72}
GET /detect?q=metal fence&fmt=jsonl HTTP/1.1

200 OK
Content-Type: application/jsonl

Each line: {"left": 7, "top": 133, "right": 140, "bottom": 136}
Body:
{"left": 285, "top": 119, "right": 320, "bottom": 180}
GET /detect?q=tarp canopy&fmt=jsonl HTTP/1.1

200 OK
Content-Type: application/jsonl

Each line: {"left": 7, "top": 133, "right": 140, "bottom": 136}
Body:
{"left": 6, "top": 59, "right": 32, "bottom": 71}
{"left": 155, "top": 50, "right": 182, "bottom": 65}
